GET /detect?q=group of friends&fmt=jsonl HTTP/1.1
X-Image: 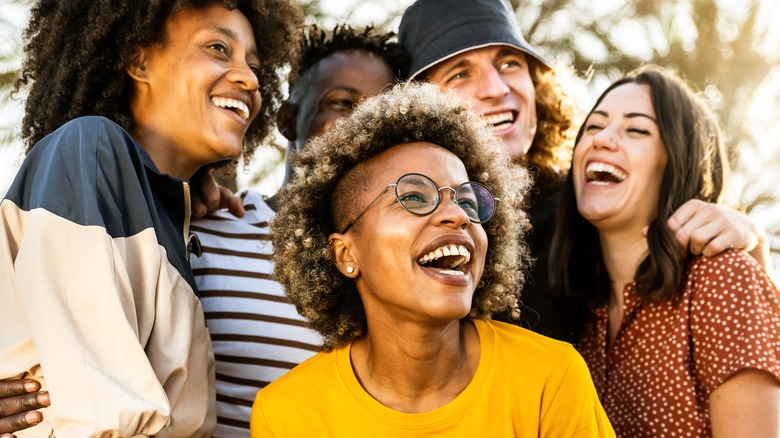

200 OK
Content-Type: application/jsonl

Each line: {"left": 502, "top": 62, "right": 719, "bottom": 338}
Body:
{"left": 0, "top": 0, "right": 778, "bottom": 436}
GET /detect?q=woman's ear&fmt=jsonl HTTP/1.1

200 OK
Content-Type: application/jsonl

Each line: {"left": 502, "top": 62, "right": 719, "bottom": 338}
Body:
{"left": 329, "top": 233, "right": 359, "bottom": 278}
{"left": 126, "top": 48, "right": 150, "bottom": 82}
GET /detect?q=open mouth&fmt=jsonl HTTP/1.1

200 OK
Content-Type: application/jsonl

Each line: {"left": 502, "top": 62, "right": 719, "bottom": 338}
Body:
{"left": 483, "top": 111, "right": 516, "bottom": 131}
{"left": 417, "top": 244, "right": 471, "bottom": 276}
{"left": 212, "top": 96, "right": 250, "bottom": 120}
{"left": 586, "top": 162, "right": 627, "bottom": 184}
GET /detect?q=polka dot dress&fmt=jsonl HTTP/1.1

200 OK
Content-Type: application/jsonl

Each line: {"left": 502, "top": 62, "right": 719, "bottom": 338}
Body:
{"left": 579, "top": 251, "right": 780, "bottom": 437}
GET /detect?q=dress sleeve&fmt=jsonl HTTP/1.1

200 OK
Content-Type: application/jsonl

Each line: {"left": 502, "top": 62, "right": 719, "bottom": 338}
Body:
{"left": 689, "top": 251, "right": 780, "bottom": 394}
{"left": 539, "top": 346, "right": 616, "bottom": 437}
{"left": 0, "top": 118, "right": 172, "bottom": 437}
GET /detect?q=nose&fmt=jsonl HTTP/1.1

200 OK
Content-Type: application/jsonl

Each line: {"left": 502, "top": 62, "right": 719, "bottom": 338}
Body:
{"left": 592, "top": 125, "right": 618, "bottom": 150}
{"left": 474, "top": 66, "right": 509, "bottom": 101}
{"left": 228, "top": 61, "right": 260, "bottom": 94}
{"left": 433, "top": 187, "right": 470, "bottom": 229}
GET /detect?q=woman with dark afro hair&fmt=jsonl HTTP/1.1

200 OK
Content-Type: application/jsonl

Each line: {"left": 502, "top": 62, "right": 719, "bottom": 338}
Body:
{"left": 0, "top": 0, "right": 300, "bottom": 436}
{"left": 250, "top": 82, "right": 614, "bottom": 436}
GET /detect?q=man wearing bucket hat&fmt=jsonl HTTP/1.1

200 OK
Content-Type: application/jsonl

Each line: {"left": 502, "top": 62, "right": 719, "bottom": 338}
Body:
{"left": 398, "top": 0, "right": 774, "bottom": 344}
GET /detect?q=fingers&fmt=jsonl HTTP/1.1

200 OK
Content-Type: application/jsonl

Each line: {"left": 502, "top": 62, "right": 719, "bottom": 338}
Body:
{"left": 667, "top": 215, "right": 691, "bottom": 253}
{"left": 0, "top": 390, "right": 49, "bottom": 434}
{"left": 191, "top": 199, "right": 208, "bottom": 219}
{"left": 191, "top": 171, "right": 220, "bottom": 219}
{"left": 220, "top": 187, "right": 245, "bottom": 218}
{"left": 0, "top": 410, "right": 43, "bottom": 435}
{"left": 190, "top": 171, "right": 244, "bottom": 218}
{"left": 0, "top": 380, "right": 38, "bottom": 399}
{"left": 689, "top": 223, "right": 732, "bottom": 257}
{"left": 667, "top": 200, "right": 758, "bottom": 257}
{"left": 0, "top": 390, "right": 50, "bottom": 417}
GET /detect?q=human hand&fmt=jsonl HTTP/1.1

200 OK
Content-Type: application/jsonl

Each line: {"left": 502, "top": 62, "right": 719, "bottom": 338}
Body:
{"left": 0, "top": 379, "right": 50, "bottom": 437}
{"left": 647, "top": 199, "right": 771, "bottom": 271}
{"left": 191, "top": 169, "right": 245, "bottom": 219}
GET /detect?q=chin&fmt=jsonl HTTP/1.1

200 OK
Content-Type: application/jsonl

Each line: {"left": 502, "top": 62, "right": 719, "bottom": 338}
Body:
{"left": 213, "top": 140, "right": 244, "bottom": 161}
{"left": 504, "top": 139, "right": 530, "bottom": 161}
{"left": 428, "top": 300, "right": 474, "bottom": 321}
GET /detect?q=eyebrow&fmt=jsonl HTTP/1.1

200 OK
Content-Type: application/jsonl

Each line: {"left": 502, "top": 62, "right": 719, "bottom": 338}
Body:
{"left": 324, "top": 86, "right": 362, "bottom": 95}
{"left": 494, "top": 47, "right": 524, "bottom": 60}
{"left": 435, "top": 59, "right": 472, "bottom": 79}
{"left": 204, "top": 24, "right": 260, "bottom": 60}
{"left": 592, "top": 109, "right": 657, "bottom": 123}
{"left": 434, "top": 47, "right": 525, "bottom": 79}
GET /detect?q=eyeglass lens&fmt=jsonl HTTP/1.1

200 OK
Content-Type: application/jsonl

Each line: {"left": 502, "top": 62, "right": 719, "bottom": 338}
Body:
{"left": 394, "top": 173, "right": 495, "bottom": 223}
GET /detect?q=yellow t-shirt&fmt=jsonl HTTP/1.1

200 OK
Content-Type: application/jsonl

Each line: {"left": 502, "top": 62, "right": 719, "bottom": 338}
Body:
{"left": 251, "top": 319, "right": 614, "bottom": 437}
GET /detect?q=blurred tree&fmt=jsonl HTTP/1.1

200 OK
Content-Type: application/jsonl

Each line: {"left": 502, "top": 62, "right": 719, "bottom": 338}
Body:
{"left": 0, "top": 0, "right": 26, "bottom": 147}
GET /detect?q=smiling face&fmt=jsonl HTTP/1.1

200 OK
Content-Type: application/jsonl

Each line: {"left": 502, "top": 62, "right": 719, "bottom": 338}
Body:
{"left": 291, "top": 49, "right": 395, "bottom": 151}
{"left": 338, "top": 142, "right": 488, "bottom": 325}
{"left": 425, "top": 46, "right": 536, "bottom": 161}
{"left": 572, "top": 83, "right": 668, "bottom": 235}
{"left": 128, "top": 3, "right": 262, "bottom": 179}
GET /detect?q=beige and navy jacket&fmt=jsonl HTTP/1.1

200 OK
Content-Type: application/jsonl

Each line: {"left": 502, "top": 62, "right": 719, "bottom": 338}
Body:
{"left": 0, "top": 116, "right": 215, "bottom": 437}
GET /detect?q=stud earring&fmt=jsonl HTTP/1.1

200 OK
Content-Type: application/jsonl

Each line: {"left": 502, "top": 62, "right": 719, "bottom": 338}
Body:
{"left": 346, "top": 266, "right": 355, "bottom": 274}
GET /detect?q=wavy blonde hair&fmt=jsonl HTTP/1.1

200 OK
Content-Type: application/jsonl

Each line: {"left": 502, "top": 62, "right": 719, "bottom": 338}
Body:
{"left": 272, "top": 82, "right": 532, "bottom": 350}
{"left": 526, "top": 60, "right": 578, "bottom": 193}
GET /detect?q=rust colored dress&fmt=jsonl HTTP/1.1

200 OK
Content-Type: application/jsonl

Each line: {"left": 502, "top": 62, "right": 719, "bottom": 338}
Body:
{"left": 579, "top": 250, "right": 780, "bottom": 437}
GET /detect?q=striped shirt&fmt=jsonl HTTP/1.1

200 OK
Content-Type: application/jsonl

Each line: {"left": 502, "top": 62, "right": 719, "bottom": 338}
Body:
{"left": 191, "top": 190, "right": 322, "bottom": 437}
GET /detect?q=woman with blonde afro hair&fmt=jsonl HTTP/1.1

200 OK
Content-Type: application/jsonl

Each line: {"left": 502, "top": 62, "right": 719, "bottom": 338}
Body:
{"left": 272, "top": 82, "right": 530, "bottom": 350}
{"left": 253, "top": 82, "right": 613, "bottom": 436}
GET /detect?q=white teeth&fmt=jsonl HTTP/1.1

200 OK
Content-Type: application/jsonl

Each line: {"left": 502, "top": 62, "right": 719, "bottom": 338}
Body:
{"left": 439, "top": 270, "right": 465, "bottom": 276}
{"left": 483, "top": 111, "right": 514, "bottom": 129}
{"left": 586, "top": 162, "right": 627, "bottom": 182}
{"left": 417, "top": 244, "right": 471, "bottom": 269}
{"left": 212, "top": 96, "right": 250, "bottom": 120}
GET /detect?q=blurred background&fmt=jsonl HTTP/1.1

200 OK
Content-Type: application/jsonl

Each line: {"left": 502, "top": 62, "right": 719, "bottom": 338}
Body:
{"left": 1, "top": 0, "right": 779, "bottom": 269}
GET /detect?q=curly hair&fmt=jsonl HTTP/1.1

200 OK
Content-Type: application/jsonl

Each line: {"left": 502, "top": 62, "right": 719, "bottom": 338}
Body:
{"left": 15, "top": 0, "right": 302, "bottom": 162}
{"left": 524, "top": 59, "right": 578, "bottom": 196}
{"left": 272, "top": 82, "right": 532, "bottom": 350}
{"left": 286, "top": 24, "right": 410, "bottom": 106}
{"left": 295, "top": 24, "right": 409, "bottom": 83}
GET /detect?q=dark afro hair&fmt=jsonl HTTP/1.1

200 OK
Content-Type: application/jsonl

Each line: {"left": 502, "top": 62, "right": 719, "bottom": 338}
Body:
{"left": 15, "top": 0, "right": 302, "bottom": 161}
{"left": 292, "top": 23, "right": 410, "bottom": 87}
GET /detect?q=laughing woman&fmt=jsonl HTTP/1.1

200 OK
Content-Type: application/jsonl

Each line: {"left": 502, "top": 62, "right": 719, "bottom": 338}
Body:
{"left": 0, "top": 1, "right": 299, "bottom": 436}
{"left": 549, "top": 65, "right": 780, "bottom": 437}
{"left": 251, "top": 82, "right": 614, "bottom": 436}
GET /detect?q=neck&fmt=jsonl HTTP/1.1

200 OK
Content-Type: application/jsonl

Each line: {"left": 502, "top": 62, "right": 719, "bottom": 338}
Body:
{"left": 131, "top": 127, "right": 198, "bottom": 179}
{"left": 598, "top": 229, "right": 649, "bottom": 297}
{"left": 350, "top": 318, "right": 479, "bottom": 413}
{"left": 599, "top": 229, "right": 648, "bottom": 345}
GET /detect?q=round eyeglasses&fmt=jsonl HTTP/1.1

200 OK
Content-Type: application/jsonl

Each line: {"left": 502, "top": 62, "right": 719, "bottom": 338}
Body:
{"left": 340, "top": 173, "right": 499, "bottom": 234}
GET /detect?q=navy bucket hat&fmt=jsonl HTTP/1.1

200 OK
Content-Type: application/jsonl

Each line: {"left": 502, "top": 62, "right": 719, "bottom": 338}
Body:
{"left": 399, "top": 0, "right": 551, "bottom": 80}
